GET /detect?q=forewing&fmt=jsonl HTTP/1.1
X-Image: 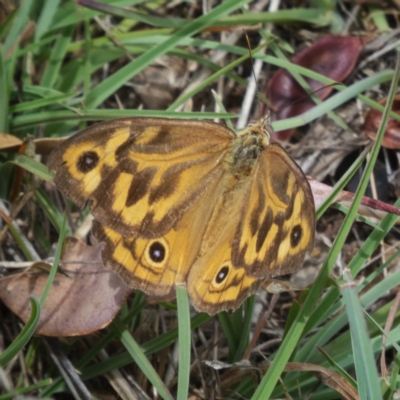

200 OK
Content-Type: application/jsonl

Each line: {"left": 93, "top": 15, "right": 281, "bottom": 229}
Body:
{"left": 48, "top": 118, "right": 234, "bottom": 238}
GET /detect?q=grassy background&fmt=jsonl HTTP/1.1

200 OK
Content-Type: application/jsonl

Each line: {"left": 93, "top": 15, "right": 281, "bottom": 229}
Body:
{"left": 1, "top": 0, "right": 400, "bottom": 399}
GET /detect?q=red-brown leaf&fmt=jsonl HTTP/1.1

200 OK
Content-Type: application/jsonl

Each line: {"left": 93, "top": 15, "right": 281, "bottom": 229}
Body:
{"left": 266, "top": 35, "right": 369, "bottom": 140}
{"left": 363, "top": 95, "right": 400, "bottom": 149}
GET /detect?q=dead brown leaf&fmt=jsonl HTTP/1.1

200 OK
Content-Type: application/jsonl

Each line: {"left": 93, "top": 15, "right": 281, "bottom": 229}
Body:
{"left": 0, "top": 236, "right": 132, "bottom": 336}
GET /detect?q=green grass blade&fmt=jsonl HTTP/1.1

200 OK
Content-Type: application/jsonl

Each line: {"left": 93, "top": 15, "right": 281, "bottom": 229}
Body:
{"left": 40, "top": 212, "right": 67, "bottom": 307}
{"left": 1, "top": 0, "right": 32, "bottom": 56}
{"left": 317, "top": 346, "right": 357, "bottom": 388}
{"left": 12, "top": 109, "right": 235, "bottom": 131}
{"left": 364, "top": 312, "right": 400, "bottom": 354}
{"left": 176, "top": 287, "right": 191, "bottom": 400}
{"left": 35, "top": 0, "right": 61, "bottom": 41}
{"left": 218, "top": 8, "right": 332, "bottom": 26}
{"left": 167, "top": 46, "right": 255, "bottom": 111}
{"left": 0, "top": 378, "right": 52, "bottom": 400}
{"left": 10, "top": 92, "right": 77, "bottom": 112}
{"left": 341, "top": 269, "right": 382, "bottom": 400}
{"left": 6, "top": 218, "right": 36, "bottom": 261}
{"left": 111, "top": 317, "right": 174, "bottom": 400}
{"left": 0, "top": 296, "right": 41, "bottom": 367}
{"left": 251, "top": 51, "right": 400, "bottom": 400}
{"left": 84, "top": 0, "right": 251, "bottom": 108}
{"left": 271, "top": 70, "right": 394, "bottom": 132}
{"left": 233, "top": 296, "right": 255, "bottom": 362}
{"left": 0, "top": 50, "right": 8, "bottom": 132}
{"left": 11, "top": 155, "right": 53, "bottom": 181}
{"left": 35, "top": 188, "right": 69, "bottom": 235}
{"left": 316, "top": 143, "right": 372, "bottom": 219}
{"left": 40, "top": 24, "right": 75, "bottom": 88}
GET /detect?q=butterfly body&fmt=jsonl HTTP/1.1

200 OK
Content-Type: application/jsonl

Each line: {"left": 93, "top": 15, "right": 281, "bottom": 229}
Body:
{"left": 48, "top": 117, "right": 315, "bottom": 314}
{"left": 225, "top": 126, "right": 268, "bottom": 179}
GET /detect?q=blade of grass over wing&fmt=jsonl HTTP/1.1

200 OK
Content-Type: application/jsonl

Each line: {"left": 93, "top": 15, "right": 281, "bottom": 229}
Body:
{"left": 111, "top": 317, "right": 174, "bottom": 400}
{"left": 251, "top": 49, "right": 400, "bottom": 400}
{"left": 176, "top": 287, "right": 191, "bottom": 400}
{"left": 341, "top": 269, "right": 382, "bottom": 399}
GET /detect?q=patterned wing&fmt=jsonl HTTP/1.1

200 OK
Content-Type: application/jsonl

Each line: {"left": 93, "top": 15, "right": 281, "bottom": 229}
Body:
{"left": 232, "top": 143, "right": 315, "bottom": 277}
{"left": 92, "top": 174, "right": 225, "bottom": 298}
{"left": 48, "top": 118, "right": 234, "bottom": 238}
{"left": 186, "top": 175, "right": 261, "bottom": 314}
{"left": 187, "top": 143, "right": 315, "bottom": 314}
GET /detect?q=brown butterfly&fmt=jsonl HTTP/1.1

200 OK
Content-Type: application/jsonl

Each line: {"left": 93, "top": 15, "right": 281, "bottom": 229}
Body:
{"left": 48, "top": 117, "right": 315, "bottom": 315}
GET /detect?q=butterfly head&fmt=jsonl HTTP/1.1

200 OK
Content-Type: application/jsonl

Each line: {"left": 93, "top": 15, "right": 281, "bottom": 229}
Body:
{"left": 261, "top": 113, "right": 275, "bottom": 141}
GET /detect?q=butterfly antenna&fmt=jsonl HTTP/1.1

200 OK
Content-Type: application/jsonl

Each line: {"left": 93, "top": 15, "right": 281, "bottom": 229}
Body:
{"left": 276, "top": 81, "right": 344, "bottom": 116}
{"left": 244, "top": 30, "right": 263, "bottom": 120}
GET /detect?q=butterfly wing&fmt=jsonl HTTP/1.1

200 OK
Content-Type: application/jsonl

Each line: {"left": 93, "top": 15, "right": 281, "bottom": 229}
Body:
{"left": 187, "top": 180, "right": 262, "bottom": 314}
{"left": 187, "top": 143, "right": 315, "bottom": 314}
{"left": 91, "top": 173, "right": 226, "bottom": 298}
{"left": 49, "top": 118, "right": 315, "bottom": 314}
{"left": 48, "top": 118, "right": 234, "bottom": 238}
{"left": 233, "top": 143, "right": 315, "bottom": 277}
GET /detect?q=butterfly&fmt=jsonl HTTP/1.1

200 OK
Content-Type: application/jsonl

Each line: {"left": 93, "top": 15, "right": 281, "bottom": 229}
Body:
{"left": 47, "top": 117, "right": 315, "bottom": 315}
